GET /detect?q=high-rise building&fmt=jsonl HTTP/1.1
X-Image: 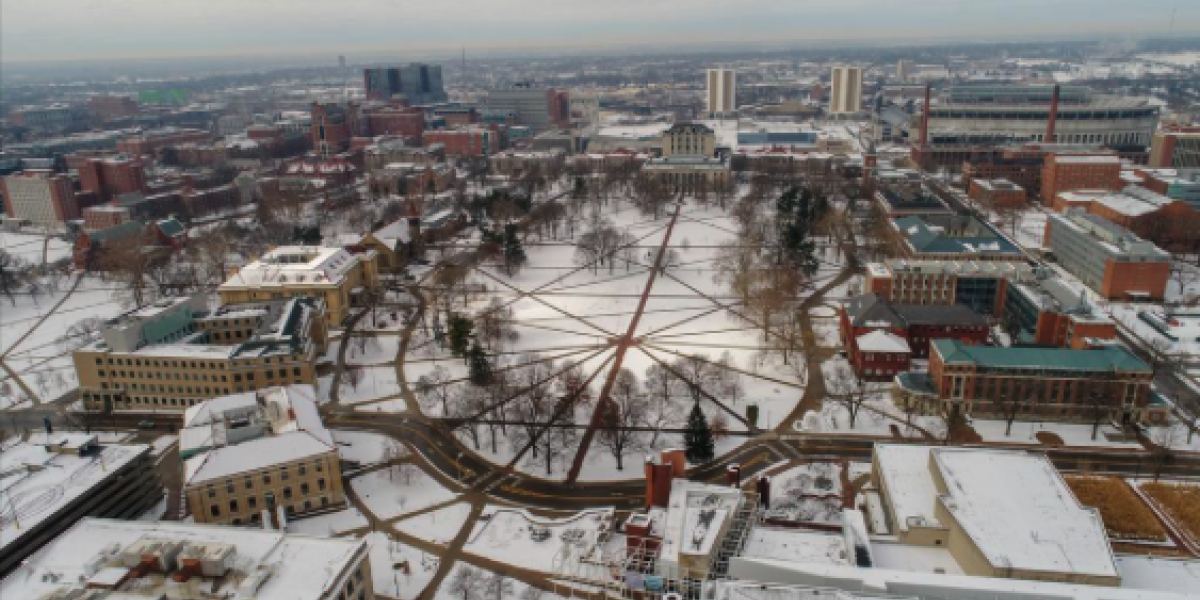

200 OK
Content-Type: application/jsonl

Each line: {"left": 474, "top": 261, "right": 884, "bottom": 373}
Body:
{"left": 829, "top": 66, "right": 863, "bottom": 114}
{"left": 363, "top": 64, "right": 447, "bottom": 105}
{"left": 706, "top": 68, "right": 736, "bottom": 117}
{"left": 0, "top": 170, "right": 80, "bottom": 228}
{"left": 484, "top": 83, "right": 567, "bottom": 131}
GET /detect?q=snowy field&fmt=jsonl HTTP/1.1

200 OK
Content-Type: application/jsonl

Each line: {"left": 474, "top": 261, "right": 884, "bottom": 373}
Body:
{"left": 403, "top": 197, "right": 814, "bottom": 481}
{"left": 352, "top": 469, "right": 459, "bottom": 521}
{"left": 464, "top": 507, "right": 613, "bottom": 572}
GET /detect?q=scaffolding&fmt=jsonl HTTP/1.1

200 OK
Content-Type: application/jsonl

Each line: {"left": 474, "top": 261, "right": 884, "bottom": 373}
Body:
{"left": 550, "top": 491, "right": 761, "bottom": 600}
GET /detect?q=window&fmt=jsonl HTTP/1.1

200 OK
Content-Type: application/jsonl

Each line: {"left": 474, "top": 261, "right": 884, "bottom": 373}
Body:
{"left": 283, "top": 487, "right": 293, "bottom": 500}
{"left": 248, "top": 496, "right": 258, "bottom": 509}
{"left": 300, "top": 483, "right": 310, "bottom": 495}
{"left": 263, "top": 474, "right": 272, "bottom": 484}
{"left": 230, "top": 499, "right": 239, "bottom": 512}
{"left": 207, "top": 487, "right": 216, "bottom": 498}
{"left": 318, "top": 478, "right": 326, "bottom": 491}
{"left": 210, "top": 505, "right": 221, "bottom": 517}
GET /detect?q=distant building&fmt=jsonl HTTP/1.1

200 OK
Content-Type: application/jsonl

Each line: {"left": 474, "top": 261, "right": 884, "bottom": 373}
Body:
{"left": 8, "top": 103, "right": 79, "bottom": 133}
{"left": 87, "top": 95, "right": 140, "bottom": 120}
{"left": 641, "top": 123, "right": 730, "bottom": 193}
{"left": 484, "top": 83, "right": 567, "bottom": 131}
{"left": 926, "top": 86, "right": 1158, "bottom": 149}
{"left": 310, "top": 102, "right": 360, "bottom": 156}
{"left": 1002, "top": 273, "right": 1116, "bottom": 348}
{"left": 181, "top": 384, "right": 345, "bottom": 525}
{"left": 116, "top": 127, "right": 211, "bottom": 157}
{"left": 829, "top": 66, "right": 863, "bottom": 114}
{"left": 706, "top": 68, "right": 736, "bottom": 117}
{"left": 1044, "top": 209, "right": 1170, "bottom": 300}
{"left": 76, "top": 154, "right": 147, "bottom": 203}
{"left": 1, "top": 518, "right": 374, "bottom": 600}
{"left": 219, "top": 245, "right": 380, "bottom": 326}
{"left": 361, "top": 102, "right": 425, "bottom": 144}
{"left": 1041, "top": 153, "right": 1123, "bottom": 200}
{"left": 1149, "top": 126, "right": 1200, "bottom": 169}
{"left": 424, "top": 128, "right": 499, "bottom": 157}
{"left": 364, "top": 64, "right": 447, "bottom": 104}
{"left": 74, "top": 295, "right": 328, "bottom": 412}
{"left": 0, "top": 170, "right": 80, "bottom": 228}
{"left": 0, "top": 435, "right": 160, "bottom": 577}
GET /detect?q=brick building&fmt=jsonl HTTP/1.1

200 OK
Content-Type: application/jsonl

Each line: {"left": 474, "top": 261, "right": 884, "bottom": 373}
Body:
{"left": 424, "top": 128, "right": 499, "bottom": 157}
{"left": 76, "top": 154, "right": 147, "bottom": 203}
{"left": 863, "top": 260, "right": 1029, "bottom": 317}
{"left": 967, "top": 178, "right": 1026, "bottom": 207}
{"left": 310, "top": 102, "right": 361, "bottom": 156}
{"left": 0, "top": 170, "right": 80, "bottom": 228}
{"left": 87, "top": 95, "right": 139, "bottom": 120}
{"left": 116, "top": 128, "right": 211, "bottom": 157}
{"left": 840, "top": 293, "right": 989, "bottom": 379}
{"left": 362, "top": 103, "right": 425, "bottom": 144}
{"left": 1044, "top": 209, "right": 1170, "bottom": 300}
{"left": 1040, "top": 154, "right": 1123, "bottom": 201}
{"left": 1001, "top": 275, "right": 1117, "bottom": 348}
{"left": 910, "top": 339, "right": 1161, "bottom": 425}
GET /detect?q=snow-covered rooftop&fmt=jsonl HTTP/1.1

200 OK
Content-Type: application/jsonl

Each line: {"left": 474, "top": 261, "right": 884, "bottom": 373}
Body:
{"left": 1, "top": 518, "right": 367, "bottom": 600}
{"left": 658, "top": 480, "right": 745, "bottom": 576}
{"left": 856, "top": 330, "right": 911, "bottom": 354}
{"left": 182, "top": 385, "right": 334, "bottom": 485}
{"left": 0, "top": 441, "right": 148, "bottom": 550}
{"left": 221, "top": 246, "right": 364, "bottom": 289}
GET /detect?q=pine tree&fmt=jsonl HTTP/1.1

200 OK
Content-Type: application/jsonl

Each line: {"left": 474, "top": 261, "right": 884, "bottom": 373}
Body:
{"left": 467, "top": 341, "right": 493, "bottom": 387}
{"left": 684, "top": 403, "right": 716, "bottom": 464}
{"left": 447, "top": 313, "right": 474, "bottom": 357}
{"left": 502, "top": 223, "right": 527, "bottom": 275}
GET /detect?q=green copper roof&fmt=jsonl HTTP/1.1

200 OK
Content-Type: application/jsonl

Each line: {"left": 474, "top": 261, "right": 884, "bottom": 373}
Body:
{"left": 932, "top": 339, "right": 1150, "bottom": 373}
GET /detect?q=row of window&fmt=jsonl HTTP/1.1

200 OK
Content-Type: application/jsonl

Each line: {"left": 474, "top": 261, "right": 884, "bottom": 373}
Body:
{"left": 209, "top": 479, "right": 329, "bottom": 517}
{"left": 98, "top": 366, "right": 303, "bottom": 383}
{"left": 94, "top": 353, "right": 297, "bottom": 369}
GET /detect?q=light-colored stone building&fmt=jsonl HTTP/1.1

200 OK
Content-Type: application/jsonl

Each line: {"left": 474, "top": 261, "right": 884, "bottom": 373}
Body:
{"left": 219, "top": 245, "right": 380, "bottom": 327}
{"left": 182, "top": 384, "right": 345, "bottom": 526}
{"left": 74, "top": 295, "right": 327, "bottom": 412}
{"left": 641, "top": 123, "right": 730, "bottom": 193}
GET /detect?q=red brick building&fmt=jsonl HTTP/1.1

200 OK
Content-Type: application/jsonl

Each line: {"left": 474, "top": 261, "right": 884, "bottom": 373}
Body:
{"left": 967, "top": 178, "right": 1026, "bottom": 208}
{"left": 424, "top": 128, "right": 498, "bottom": 157}
{"left": 76, "top": 155, "right": 147, "bottom": 203}
{"left": 1040, "top": 154, "right": 1123, "bottom": 201}
{"left": 362, "top": 104, "right": 425, "bottom": 144}
{"left": 311, "top": 102, "right": 361, "bottom": 156}
{"left": 117, "top": 128, "right": 212, "bottom": 157}
{"left": 840, "top": 293, "right": 990, "bottom": 379}
{"left": 82, "top": 205, "right": 131, "bottom": 230}
{"left": 87, "top": 95, "right": 139, "bottom": 120}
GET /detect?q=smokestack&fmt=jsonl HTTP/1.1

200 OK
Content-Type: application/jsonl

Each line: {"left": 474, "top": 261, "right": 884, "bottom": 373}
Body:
{"left": 919, "top": 84, "right": 931, "bottom": 147}
{"left": 1045, "top": 84, "right": 1060, "bottom": 144}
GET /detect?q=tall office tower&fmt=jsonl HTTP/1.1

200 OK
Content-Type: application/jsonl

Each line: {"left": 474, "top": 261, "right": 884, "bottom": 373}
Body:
{"left": 829, "top": 65, "right": 864, "bottom": 114}
{"left": 364, "top": 64, "right": 447, "bottom": 104}
{"left": 706, "top": 68, "right": 736, "bottom": 117}
{"left": 896, "top": 59, "right": 913, "bottom": 82}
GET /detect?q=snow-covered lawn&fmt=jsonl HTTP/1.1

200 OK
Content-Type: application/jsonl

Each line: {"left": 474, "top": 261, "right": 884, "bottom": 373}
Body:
{"left": 972, "top": 419, "right": 1142, "bottom": 449}
{"left": 340, "top": 366, "right": 404, "bottom": 405}
{"left": 464, "top": 507, "right": 613, "bottom": 573}
{"left": 352, "top": 469, "right": 458, "bottom": 521}
{"left": 395, "top": 502, "right": 473, "bottom": 544}
{"left": 333, "top": 430, "right": 397, "bottom": 463}
{"left": 365, "top": 532, "right": 440, "bottom": 600}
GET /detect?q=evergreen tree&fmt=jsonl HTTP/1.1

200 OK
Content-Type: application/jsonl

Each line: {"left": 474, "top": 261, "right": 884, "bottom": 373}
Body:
{"left": 446, "top": 313, "right": 474, "bottom": 357}
{"left": 684, "top": 403, "right": 716, "bottom": 464}
{"left": 502, "top": 223, "right": 527, "bottom": 275}
{"left": 467, "top": 341, "right": 493, "bottom": 386}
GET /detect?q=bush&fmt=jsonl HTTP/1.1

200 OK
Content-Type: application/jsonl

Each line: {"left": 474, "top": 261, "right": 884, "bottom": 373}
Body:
{"left": 1066, "top": 476, "right": 1166, "bottom": 542}
{"left": 1143, "top": 482, "right": 1200, "bottom": 541}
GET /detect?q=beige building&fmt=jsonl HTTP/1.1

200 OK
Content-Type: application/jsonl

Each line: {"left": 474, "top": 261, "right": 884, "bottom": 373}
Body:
{"left": 219, "top": 245, "right": 380, "bottom": 327}
{"left": 74, "top": 295, "right": 327, "bottom": 412}
{"left": 706, "top": 68, "right": 736, "bottom": 117}
{"left": 642, "top": 123, "right": 731, "bottom": 193}
{"left": 829, "top": 66, "right": 864, "bottom": 114}
{"left": 182, "top": 385, "right": 345, "bottom": 526}
{"left": 872, "top": 444, "right": 1120, "bottom": 587}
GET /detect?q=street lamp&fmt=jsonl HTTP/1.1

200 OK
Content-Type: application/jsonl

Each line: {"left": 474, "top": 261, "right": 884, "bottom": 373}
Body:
{"left": 456, "top": 452, "right": 464, "bottom": 484}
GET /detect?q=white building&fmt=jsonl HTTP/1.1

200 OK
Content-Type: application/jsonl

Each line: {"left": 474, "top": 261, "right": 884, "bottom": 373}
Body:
{"left": 706, "top": 68, "right": 737, "bottom": 117}
{"left": 829, "top": 66, "right": 864, "bottom": 115}
{"left": 1, "top": 518, "right": 374, "bottom": 600}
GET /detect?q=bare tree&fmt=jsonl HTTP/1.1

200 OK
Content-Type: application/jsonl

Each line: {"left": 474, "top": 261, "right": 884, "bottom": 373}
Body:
{"left": 644, "top": 363, "right": 684, "bottom": 447}
{"left": 596, "top": 368, "right": 648, "bottom": 471}
{"left": 415, "top": 365, "right": 455, "bottom": 416}
{"left": 826, "top": 360, "right": 871, "bottom": 430}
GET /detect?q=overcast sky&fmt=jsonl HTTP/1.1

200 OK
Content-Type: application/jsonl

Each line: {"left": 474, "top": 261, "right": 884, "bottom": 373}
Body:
{"left": 2, "top": 0, "right": 1196, "bottom": 63}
